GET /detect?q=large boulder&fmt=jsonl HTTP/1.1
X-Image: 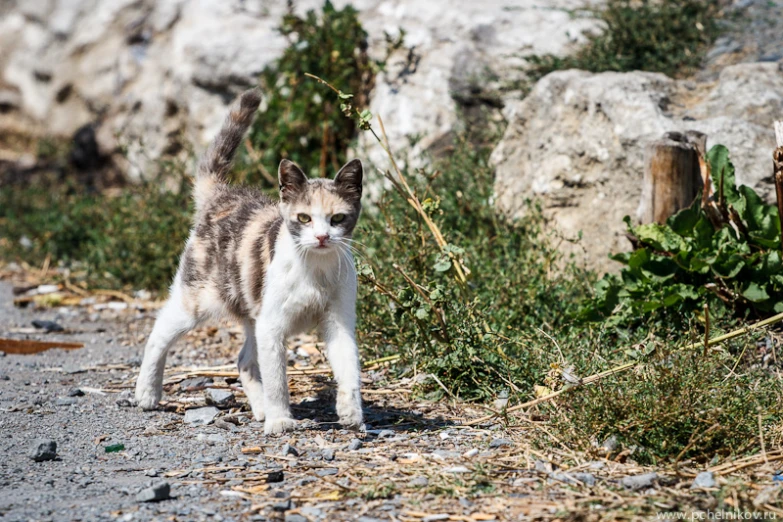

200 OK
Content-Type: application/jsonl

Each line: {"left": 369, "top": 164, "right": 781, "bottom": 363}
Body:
{"left": 0, "top": 0, "right": 600, "bottom": 180}
{"left": 491, "top": 62, "right": 783, "bottom": 273}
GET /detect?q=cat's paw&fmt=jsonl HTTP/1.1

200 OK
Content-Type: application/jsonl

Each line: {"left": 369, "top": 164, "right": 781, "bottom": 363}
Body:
{"left": 264, "top": 417, "right": 297, "bottom": 435}
{"left": 337, "top": 390, "right": 363, "bottom": 429}
{"left": 134, "top": 384, "right": 161, "bottom": 411}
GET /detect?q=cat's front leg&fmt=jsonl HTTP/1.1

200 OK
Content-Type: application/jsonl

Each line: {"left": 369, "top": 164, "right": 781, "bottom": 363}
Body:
{"left": 321, "top": 290, "right": 363, "bottom": 429}
{"left": 255, "top": 314, "right": 296, "bottom": 435}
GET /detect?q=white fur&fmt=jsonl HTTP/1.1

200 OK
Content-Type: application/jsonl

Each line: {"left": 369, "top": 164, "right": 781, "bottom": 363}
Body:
{"left": 135, "top": 223, "right": 363, "bottom": 436}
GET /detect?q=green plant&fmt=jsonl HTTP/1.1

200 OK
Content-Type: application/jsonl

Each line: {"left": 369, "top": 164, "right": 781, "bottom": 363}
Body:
{"left": 528, "top": 0, "right": 720, "bottom": 79}
{"left": 582, "top": 145, "right": 783, "bottom": 326}
{"left": 240, "top": 1, "right": 385, "bottom": 183}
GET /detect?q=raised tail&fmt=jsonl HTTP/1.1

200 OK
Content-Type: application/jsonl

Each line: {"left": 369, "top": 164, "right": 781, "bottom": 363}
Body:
{"left": 194, "top": 88, "right": 262, "bottom": 209}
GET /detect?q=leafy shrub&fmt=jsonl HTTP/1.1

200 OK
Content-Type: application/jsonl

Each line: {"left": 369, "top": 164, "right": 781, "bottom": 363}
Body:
{"left": 582, "top": 145, "right": 783, "bottom": 325}
{"left": 240, "top": 0, "right": 385, "bottom": 183}
{"left": 528, "top": 0, "right": 720, "bottom": 78}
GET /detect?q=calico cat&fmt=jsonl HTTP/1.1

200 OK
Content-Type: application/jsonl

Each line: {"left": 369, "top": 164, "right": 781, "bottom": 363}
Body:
{"left": 134, "top": 88, "right": 364, "bottom": 434}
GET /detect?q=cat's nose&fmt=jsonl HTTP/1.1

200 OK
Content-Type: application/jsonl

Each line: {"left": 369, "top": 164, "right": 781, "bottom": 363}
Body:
{"left": 316, "top": 234, "right": 329, "bottom": 246}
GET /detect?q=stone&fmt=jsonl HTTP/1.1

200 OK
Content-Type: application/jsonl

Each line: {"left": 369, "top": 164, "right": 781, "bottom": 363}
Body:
{"left": 206, "top": 388, "right": 234, "bottom": 408}
{"left": 423, "top": 516, "right": 450, "bottom": 522}
{"left": 463, "top": 448, "right": 479, "bottom": 458}
{"left": 31, "top": 320, "right": 64, "bottom": 332}
{"left": 136, "top": 481, "right": 171, "bottom": 502}
{"left": 29, "top": 439, "right": 57, "bottom": 462}
{"left": 315, "top": 468, "right": 338, "bottom": 477}
{"left": 281, "top": 443, "right": 299, "bottom": 457}
{"left": 55, "top": 397, "right": 78, "bottom": 407}
{"left": 600, "top": 435, "right": 619, "bottom": 454}
{"left": 489, "top": 438, "right": 513, "bottom": 449}
{"left": 408, "top": 476, "right": 429, "bottom": 487}
{"left": 285, "top": 515, "right": 307, "bottom": 522}
{"left": 492, "top": 63, "right": 783, "bottom": 272}
{"left": 622, "top": 472, "right": 659, "bottom": 490}
{"left": 180, "top": 377, "right": 214, "bottom": 390}
{"left": 266, "top": 470, "right": 285, "bottom": 483}
{"left": 183, "top": 407, "right": 220, "bottom": 426}
{"left": 272, "top": 499, "right": 292, "bottom": 512}
{"left": 67, "top": 388, "right": 84, "bottom": 397}
{"left": 321, "top": 448, "right": 335, "bottom": 461}
{"left": 347, "top": 438, "right": 363, "bottom": 451}
{"left": 690, "top": 471, "right": 716, "bottom": 489}
{"left": 443, "top": 466, "right": 470, "bottom": 473}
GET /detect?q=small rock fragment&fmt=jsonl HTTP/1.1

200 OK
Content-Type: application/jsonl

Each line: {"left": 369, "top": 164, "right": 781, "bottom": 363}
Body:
{"left": 184, "top": 406, "right": 220, "bottom": 426}
{"left": 316, "top": 467, "right": 338, "bottom": 477}
{"left": 347, "top": 438, "right": 363, "bottom": 451}
{"left": 144, "top": 469, "right": 159, "bottom": 477}
{"left": 136, "top": 481, "right": 171, "bottom": 502}
{"left": 444, "top": 466, "right": 470, "bottom": 473}
{"left": 489, "top": 438, "right": 513, "bottom": 449}
{"left": 321, "top": 448, "right": 335, "bottom": 461}
{"left": 206, "top": 388, "right": 235, "bottom": 408}
{"left": 281, "top": 443, "right": 299, "bottom": 457}
{"left": 600, "top": 435, "right": 619, "bottom": 453}
{"left": 572, "top": 472, "right": 596, "bottom": 486}
{"left": 32, "top": 320, "right": 64, "bottom": 332}
{"left": 690, "top": 471, "right": 715, "bottom": 489}
{"left": 423, "top": 515, "right": 450, "bottom": 522}
{"left": 285, "top": 514, "right": 307, "bottom": 522}
{"left": 56, "top": 397, "right": 78, "bottom": 407}
{"left": 272, "top": 499, "right": 292, "bottom": 512}
{"left": 408, "top": 476, "right": 429, "bottom": 487}
{"left": 29, "top": 439, "right": 57, "bottom": 462}
{"left": 67, "top": 388, "right": 84, "bottom": 397}
{"left": 266, "top": 470, "right": 285, "bottom": 483}
{"left": 463, "top": 448, "right": 479, "bottom": 458}
{"left": 622, "top": 472, "right": 659, "bottom": 490}
{"left": 377, "top": 429, "right": 395, "bottom": 439}
{"left": 180, "top": 377, "right": 214, "bottom": 390}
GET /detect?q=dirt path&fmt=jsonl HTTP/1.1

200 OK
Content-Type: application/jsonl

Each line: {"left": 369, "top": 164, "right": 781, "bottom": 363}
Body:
{"left": 1, "top": 278, "right": 781, "bottom": 522}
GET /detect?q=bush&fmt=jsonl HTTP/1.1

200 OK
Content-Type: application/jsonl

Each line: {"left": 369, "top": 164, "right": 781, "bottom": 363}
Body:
{"left": 528, "top": 0, "right": 721, "bottom": 79}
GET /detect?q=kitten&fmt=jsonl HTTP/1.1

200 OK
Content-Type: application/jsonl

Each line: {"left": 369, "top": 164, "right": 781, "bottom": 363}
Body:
{"left": 134, "top": 88, "right": 364, "bottom": 435}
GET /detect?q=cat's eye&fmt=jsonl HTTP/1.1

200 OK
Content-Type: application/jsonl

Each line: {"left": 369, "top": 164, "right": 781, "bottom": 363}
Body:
{"left": 331, "top": 214, "right": 346, "bottom": 225}
{"left": 297, "top": 214, "right": 311, "bottom": 224}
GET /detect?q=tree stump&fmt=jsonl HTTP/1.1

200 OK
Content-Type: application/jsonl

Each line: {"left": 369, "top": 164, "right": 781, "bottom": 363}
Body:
{"left": 637, "top": 131, "right": 705, "bottom": 224}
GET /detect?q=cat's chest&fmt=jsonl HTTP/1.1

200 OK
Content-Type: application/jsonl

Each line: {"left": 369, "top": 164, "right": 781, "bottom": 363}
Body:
{"left": 270, "top": 264, "right": 332, "bottom": 315}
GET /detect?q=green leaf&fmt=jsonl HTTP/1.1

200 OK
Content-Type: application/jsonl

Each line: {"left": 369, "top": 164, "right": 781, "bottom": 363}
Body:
{"left": 708, "top": 144, "right": 740, "bottom": 205}
{"left": 434, "top": 256, "right": 452, "bottom": 272}
{"left": 633, "top": 223, "right": 687, "bottom": 252}
{"left": 742, "top": 282, "right": 769, "bottom": 303}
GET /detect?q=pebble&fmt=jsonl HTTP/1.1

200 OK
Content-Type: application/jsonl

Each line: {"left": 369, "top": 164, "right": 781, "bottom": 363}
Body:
{"left": 55, "top": 397, "right": 78, "bottom": 406}
{"left": 489, "top": 438, "right": 513, "bottom": 449}
{"left": 463, "top": 448, "right": 479, "bottom": 458}
{"left": 206, "top": 389, "right": 235, "bottom": 408}
{"left": 572, "top": 472, "right": 596, "bottom": 486}
{"left": 321, "top": 448, "right": 335, "bottom": 461}
{"left": 29, "top": 439, "right": 57, "bottom": 462}
{"left": 297, "top": 477, "right": 316, "bottom": 486}
{"left": 285, "top": 515, "right": 307, "bottom": 522}
{"left": 266, "top": 470, "right": 285, "bottom": 483}
{"left": 376, "top": 429, "right": 395, "bottom": 439}
{"left": 272, "top": 499, "right": 292, "bottom": 512}
{"left": 281, "top": 443, "right": 299, "bottom": 457}
{"left": 423, "top": 515, "right": 450, "bottom": 522}
{"left": 67, "top": 388, "right": 85, "bottom": 397}
{"left": 180, "top": 377, "right": 214, "bottom": 390}
{"left": 196, "top": 433, "right": 226, "bottom": 445}
{"left": 31, "top": 320, "right": 64, "bottom": 332}
{"left": 316, "top": 468, "right": 338, "bottom": 477}
{"left": 622, "top": 472, "right": 659, "bottom": 490}
{"left": 408, "top": 476, "right": 429, "bottom": 487}
{"left": 136, "top": 481, "right": 171, "bottom": 502}
{"left": 358, "top": 518, "right": 386, "bottom": 522}
{"left": 443, "top": 466, "right": 470, "bottom": 473}
{"left": 144, "top": 469, "right": 159, "bottom": 477}
{"left": 690, "top": 471, "right": 716, "bottom": 489}
{"left": 347, "top": 438, "right": 363, "bottom": 451}
{"left": 600, "top": 435, "right": 619, "bottom": 453}
{"left": 184, "top": 407, "right": 220, "bottom": 426}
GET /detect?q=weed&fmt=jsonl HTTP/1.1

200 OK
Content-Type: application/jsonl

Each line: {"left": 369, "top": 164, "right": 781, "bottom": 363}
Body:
{"left": 528, "top": 0, "right": 721, "bottom": 79}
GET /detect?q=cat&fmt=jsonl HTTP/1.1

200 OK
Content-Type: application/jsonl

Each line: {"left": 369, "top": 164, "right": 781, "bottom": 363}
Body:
{"left": 134, "top": 88, "right": 364, "bottom": 435}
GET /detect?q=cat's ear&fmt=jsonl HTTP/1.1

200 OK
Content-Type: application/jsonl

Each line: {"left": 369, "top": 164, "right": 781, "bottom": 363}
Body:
{"left": 278, "top": 159, "right": 308, "bottom": 201}
{"left": 334, "top": 159, "right": 363, "bottom": 200}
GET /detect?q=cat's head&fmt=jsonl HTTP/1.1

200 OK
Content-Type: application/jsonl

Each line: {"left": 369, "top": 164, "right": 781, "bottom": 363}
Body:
{"left": 278, "top": 158, "right": 363, "bottom": 255}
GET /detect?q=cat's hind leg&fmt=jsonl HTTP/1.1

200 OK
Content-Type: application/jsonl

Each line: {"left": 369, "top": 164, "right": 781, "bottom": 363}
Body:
{"left": 135, "top": 280, "right": 199, "bottom": 410}
{"left": 238, "top": 319, "right": 265, "bottom": 421}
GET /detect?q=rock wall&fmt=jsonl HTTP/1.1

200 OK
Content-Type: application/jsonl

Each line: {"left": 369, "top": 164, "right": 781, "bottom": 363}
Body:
{"left": 0, "top": 0, "right": 599, "bottom": 180}
{"left": 491, "top": 62, "right": 783, "bottom": 273}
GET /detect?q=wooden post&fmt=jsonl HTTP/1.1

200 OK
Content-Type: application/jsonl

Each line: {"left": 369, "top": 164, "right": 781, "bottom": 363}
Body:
{"left": 773, "top": 121, "right": 783, "bottom": 252}
{"left": 638, "top": 131, "right": 705, "bottom": 224}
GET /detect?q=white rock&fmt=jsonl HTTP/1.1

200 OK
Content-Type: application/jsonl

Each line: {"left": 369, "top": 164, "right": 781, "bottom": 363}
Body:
{"left": 492, "top": 63, "right": 783, "bottom": 272}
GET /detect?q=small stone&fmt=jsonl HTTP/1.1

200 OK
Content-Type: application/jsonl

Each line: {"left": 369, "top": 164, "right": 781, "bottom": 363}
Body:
{"left": 622, "top": 472, "right": 659, "bottom": 490}
{"left": 56, "top": 397, "right": 77, "bottom": 406}
{"left": 690, "top": 471, "right": 715, "bottom": 489}
{"left": 67, "top": 388, "right": 84, "bottom": 397}
{"left": 29, "top": 439, "right": 57, "bottom": 462}
{"left": 281, "top": 443, "right": 299, "bottom": 457}
{"left": 600, "top": 435, "right": 619, "bottom": 453}
{"left": 31, "top": 320, "right": 64, "bottom": 332}
{"left": 136, "top": 481, "right": 171, "bottom": 502}
{"left": 272, "top": 499, "right": 292, "bottom": 512}
{"left": 571, "top": 472, "right": 596, "bottom": 486}
{"left": 444, "top": 466, "right": 470, "bottom": 473}
{"left": 266, "top": 470, "right": 285, "bottom": 483}
{"left": 321, "top": 448, "right": 335, "bottom": 461}
{"left": 489, "top": 438, "right": 513, "bottom": 449}
{"left": 206, "top": 388, "right": 235, "bottom": 408}
{"left": 377, "top": 429, "right": 395, "bottom": 439}
{"left": 285, "top": 515, "right": 307, "bottom": 522}
{"left": 463, "top": 448, "right": 479, "bottom": 458}
{"left": 180, "top": 377, "right": 214, "bottom": 390}
{"left": 144, "top": 469, "right": 159, "bottom": 477}
{"left": 534, "top": 460, "right": 553, "bottom": 473}
{"left": 423, "top": 515, "right": 450, "bottom": 522}
{"left": 408, "top": 476, "right": 429, "bottom": 487}
{"left": 297, "top": 477, "right": 316, "bottom": 486}
{"left": 347, "top": 438, "right": 363, "bottom": 451}
{"left": 300, "top": 507, "right": 323, "bottom": 518}
{"left": 316, "top": 468, "right": 338, "bottom": 477}
{"left": 184, "top": 407, "right": 220, "bottom": 426}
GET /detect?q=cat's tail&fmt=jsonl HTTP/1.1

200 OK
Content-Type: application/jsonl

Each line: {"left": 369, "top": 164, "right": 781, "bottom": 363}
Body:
{"left": 194, "top": 88, "right": 262, "bottom": 209}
